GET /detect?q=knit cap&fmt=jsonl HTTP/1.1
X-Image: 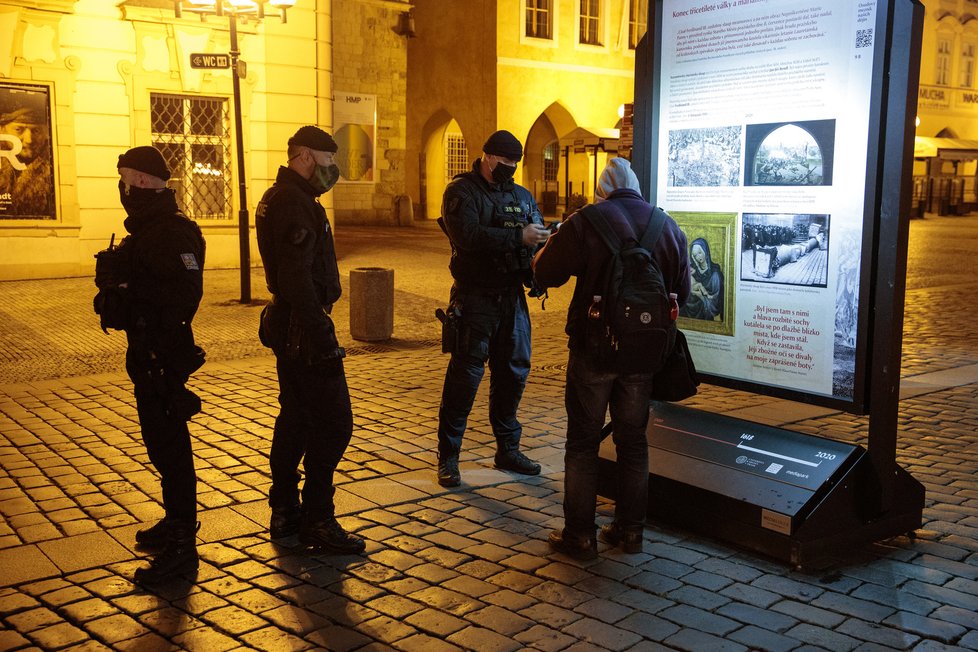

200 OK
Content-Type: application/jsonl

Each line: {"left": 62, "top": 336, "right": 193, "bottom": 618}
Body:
{"left": 117, "top": 146, "right": 171, "bottom": 181}
{"left": 482, "top": 130, "right": 523, "bottom": 162}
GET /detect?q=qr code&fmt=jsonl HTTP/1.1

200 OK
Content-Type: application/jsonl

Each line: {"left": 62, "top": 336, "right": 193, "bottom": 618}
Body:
{"left": 856, "top": 28, "right": 873, "bottom": 48}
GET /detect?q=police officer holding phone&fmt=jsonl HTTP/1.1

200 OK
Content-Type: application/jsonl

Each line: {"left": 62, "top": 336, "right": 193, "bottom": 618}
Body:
{"left": 435, "top": 130, "right": 551, "bottom": 487}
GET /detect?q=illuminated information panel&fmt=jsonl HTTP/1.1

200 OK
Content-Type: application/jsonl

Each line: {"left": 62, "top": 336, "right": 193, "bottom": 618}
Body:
{"left": 650, "top": 1, "right": 881, "bottom": 408}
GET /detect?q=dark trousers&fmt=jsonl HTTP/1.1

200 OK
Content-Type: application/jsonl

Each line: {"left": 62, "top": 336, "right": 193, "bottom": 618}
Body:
{"left": 562, "top": 350, "right": 654, "bottom": 540}
{"left": 270, "top": 356, "right": 353, "bottom": 520}
{"left": 127, "top": 355, "right": 197, "bottom": 522}
{"left": 437, "top": 290, "right": 531, "bottom": 459}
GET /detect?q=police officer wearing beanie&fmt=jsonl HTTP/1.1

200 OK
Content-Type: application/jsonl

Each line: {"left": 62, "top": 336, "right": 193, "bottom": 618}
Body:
{"left": 255, "top": 125, "right": 365, "bottom": 555}
{"left": 94, "top": 145, "right": 206, "bottom": 585}
{"left": 435, "top": 129, "right": 552, "bottom": 487}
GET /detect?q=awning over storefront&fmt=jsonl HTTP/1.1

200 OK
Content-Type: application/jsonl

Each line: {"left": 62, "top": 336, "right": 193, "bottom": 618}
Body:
{"left": 914, "top": 136, "right": 978, "bottom": 160}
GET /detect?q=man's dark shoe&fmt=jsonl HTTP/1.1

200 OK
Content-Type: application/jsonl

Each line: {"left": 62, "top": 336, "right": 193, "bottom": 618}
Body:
{"left": 133, "top": 520, "right": 200, "bottom": 586}
{"left": 494, "top": 449, "right": 541, "bottom": 476}
{"left": 437, "top": 456, "right": 461, "bottom": 487}
{"left": 599, "top": 522, "right": 644, "bottom": 553}
{"left": 548, "top": 529, "right": 597, "bottom": 561}
{"left": 134, "top": 518, "right": 170, "bottom": 550}
{"left": 300, "top": 518, "right": 366, "bottom": 555}
{"left": 269, "top": 504, "right": 302, "bottom": 539}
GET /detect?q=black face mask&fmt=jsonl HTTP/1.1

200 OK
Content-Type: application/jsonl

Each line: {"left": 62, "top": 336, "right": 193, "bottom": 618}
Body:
{"left": 118, "top": 180, "right": 161, "bottom": 215}
{"left": 491, "top": 161, "right": 517, "bottom": 184}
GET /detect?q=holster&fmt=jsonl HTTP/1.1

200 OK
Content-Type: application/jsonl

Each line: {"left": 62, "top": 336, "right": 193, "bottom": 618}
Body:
{"left": 436, "top": 306, "right": 462, "bottom": 354}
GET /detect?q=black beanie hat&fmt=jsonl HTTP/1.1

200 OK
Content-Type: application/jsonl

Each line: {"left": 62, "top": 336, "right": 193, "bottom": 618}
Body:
{"left": 117, "top": 146, "right": 171, "bottom": 181}
{"left": 483, "top": 130, "right": 523, "bottom": 162}
{"left": 288, "top": 125, "right": 338, "bottom": 153}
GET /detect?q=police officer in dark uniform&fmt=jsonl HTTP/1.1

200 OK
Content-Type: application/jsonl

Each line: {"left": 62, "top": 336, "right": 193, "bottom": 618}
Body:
{"left": 255, "top": 125, "right": 364, "bottom": 555}
{"left": 436, "top": 130, "right": 552, "bottom": 487}
{"left": 94, "top": 146, "right": 206, "bottom": 585}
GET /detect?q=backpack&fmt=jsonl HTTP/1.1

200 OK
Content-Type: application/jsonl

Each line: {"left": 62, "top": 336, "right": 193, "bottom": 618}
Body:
{"left": 581, "top": 202, "right": 677, "bottom": 375}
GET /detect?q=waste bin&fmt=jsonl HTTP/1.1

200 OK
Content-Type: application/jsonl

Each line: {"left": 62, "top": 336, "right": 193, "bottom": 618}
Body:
{"left": 350, "top": 267, "right": 394, "bottom": 341}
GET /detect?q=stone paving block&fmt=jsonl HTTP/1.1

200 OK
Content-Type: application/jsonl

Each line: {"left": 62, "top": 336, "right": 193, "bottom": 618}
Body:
{"left": 850, "top": 582, "right": 942, "bottom": 615}
{"left": 726, "top": 624, "right": 800, "bottom": 652}
{"left": 903, "top": 579, "right": 978, "bottom": 612}
{"left": 0, "top": 630, "right": 32, "bottom": 650}
{"left": 482, "top": 587, "right": 537, "bottom": 612}
{"left": 404, "top": 607, "right": 470, "bottom": 638}
{"left": 882, "top": 610, "right": 968, "bottom": 644}
{"left": 447, "top": 624, "right": 522, "bottom": 652}
{"left": 0, "top": 589, "right": 40, "bottom": 614}
{"left": 837, "top": 616, "right": 923, "bottom": 648}
{"left": 407, "top": 586, "right": 485, "bottom": 617}
{"left": 0, "top": 544, "right": 59, "bottom": 587}
{"left": 518, "top": 602, "right": 581, "bottom": 629}
{"left": 564, "top": 615, "right": 643, "bottom": 650}
{"left": 28, "top": 621, "right": 91, "bottom": 649}
{"left": 782, "top": 622, "right": 862, "bottom": 651}
{"left": 36, "top": 530, "right": 133, "bottom": 574}
{"left": 85, "top": 612, "right": 152, "bottom": 644}
{"left": 198, "top": 604, "right": 271, "bottom": 635}
{"left": 932, "top": 604, "right": 978, "bottom": 630}
{"left": 664, "top": 627, "right": 751, "bottom": 652}
{"left": 6, "top": 605, "right": 62, "bottom": 631}
{"left": 624, "top": 569, "right": 684, "bottom": 596}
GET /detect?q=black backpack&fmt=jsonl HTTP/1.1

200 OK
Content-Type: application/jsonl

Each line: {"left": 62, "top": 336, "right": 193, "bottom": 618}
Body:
{"left": 581, "top": 202, "right": 677, "bottom": 375}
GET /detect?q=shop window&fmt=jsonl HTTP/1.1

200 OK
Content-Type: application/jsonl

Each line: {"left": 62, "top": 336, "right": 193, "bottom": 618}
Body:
{"left": 629, "top": 0, "right": 648, "bottom": 49}
{"left": 526, "top": 0, "right": 552, "bottom": 40}
{"left": 445, "top": 133, "right": 467, "bottom": 180}
{"left": 580, "top": 0, "right": 601, "bottom": 46}
{"left": 150, "top": 93, "right": 231, "bottom": 220}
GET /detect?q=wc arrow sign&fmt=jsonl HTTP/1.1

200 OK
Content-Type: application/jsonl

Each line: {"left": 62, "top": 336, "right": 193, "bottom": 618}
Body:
{"left": 190, "top": 53, "right": 230, "bottom": 69}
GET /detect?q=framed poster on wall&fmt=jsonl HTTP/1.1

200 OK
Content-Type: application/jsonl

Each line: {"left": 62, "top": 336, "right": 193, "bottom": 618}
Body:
{"left": 333, "top": 92, "right": 377, "bottom": 184}
{"left": 0, "top": 81, "right": 56, "bottom": 220}
{"left": 636, "top": 1, "right": 902, "bottom": 412}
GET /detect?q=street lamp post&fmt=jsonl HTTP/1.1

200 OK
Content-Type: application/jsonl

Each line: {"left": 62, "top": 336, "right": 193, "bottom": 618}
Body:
{"left": 173, "top": 0, "right": 295, "bottom": 304}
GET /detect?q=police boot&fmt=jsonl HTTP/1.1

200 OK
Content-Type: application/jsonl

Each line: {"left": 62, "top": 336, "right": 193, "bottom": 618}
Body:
{"left": 134, "top": 518, "right": 170, "bottom": 551}
{"left": 299, "top": 516, "right": 366, "bottom": 555}
{"left": 133, "top": 519, "right": 200, "bottom": 586}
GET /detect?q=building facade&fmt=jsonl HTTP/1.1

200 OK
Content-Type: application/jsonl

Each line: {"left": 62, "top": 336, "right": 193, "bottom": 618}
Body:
{"left": 0, "top": 0, "right": 410, "bottom": 281}
{"left": 405, "top": 0, "right": 647, "bottom": 220}
{"left": 914, "top": 0, "right": 978, "bottom": 214}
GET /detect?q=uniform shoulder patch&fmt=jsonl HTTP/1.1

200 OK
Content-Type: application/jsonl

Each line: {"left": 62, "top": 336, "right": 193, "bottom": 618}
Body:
{"left": 290, "top": 227, "right": 309, "bottom": 245}
{"left": 180, "top": 253, "right": 200, "bottom": 271}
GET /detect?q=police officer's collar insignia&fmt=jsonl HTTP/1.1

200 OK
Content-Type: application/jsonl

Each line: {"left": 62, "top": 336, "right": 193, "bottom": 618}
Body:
{"left": 181, "top": 253, "right": 200, "bottom": 271}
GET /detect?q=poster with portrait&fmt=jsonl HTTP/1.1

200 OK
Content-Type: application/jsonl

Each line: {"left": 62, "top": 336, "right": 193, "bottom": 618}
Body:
{"left": 333, "top": 92, "right": 376, "bottom": 184}
{"left": 644, "top": 0, "right": 884, "bottom": 408}
{"left": 0, "top": 82, "right": 56, "bottom": 220}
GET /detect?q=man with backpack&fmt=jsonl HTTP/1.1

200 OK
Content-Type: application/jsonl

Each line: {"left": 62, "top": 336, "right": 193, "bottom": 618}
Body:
{"left": 532, "top": 158, "right": 690, "bottom": 560}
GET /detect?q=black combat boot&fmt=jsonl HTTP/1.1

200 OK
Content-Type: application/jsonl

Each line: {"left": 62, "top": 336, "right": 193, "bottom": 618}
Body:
{"left": 133, "top": 519, "right": 200, "bottom": 586}
{"left": 134, "top": 518, "right": 170, "bottom": 551}
{"left": 269, "top": 504, "right": 302, "bottom": 539}
{"left": 299, "top": 516, "right": 366, "bottom": 555}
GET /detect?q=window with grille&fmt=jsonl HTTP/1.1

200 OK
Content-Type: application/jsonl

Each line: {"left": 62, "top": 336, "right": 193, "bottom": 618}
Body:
{"left": 526, "top": 0, "right": 552, "bottom": 39}
{"left": 544, "top": 141, "right": 558, "bottom": 182}
{"left": 936, "top": 38, "right": 952, "bottom": 86}
{"left": 628, "top": 0, "right": 648, "bottom": 49}
{"left": 445, "top": 133, "right": 468, "bottom": 180}
{"left": 580, "top": 0, "right": 601, "bottom": 45}
{"left": 961, "top": 42, "right": 976, "bottom": 88}
{"left": 150, "top": 93, "right": 231, "bottom": 220}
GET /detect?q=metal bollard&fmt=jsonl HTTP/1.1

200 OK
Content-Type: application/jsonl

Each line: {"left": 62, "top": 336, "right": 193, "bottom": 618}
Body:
{"left": 350, "top": 267, "right": 394, "bottom": 341}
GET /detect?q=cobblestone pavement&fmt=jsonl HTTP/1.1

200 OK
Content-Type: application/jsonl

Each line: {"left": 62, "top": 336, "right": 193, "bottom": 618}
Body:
{"left": 1, "top": 218, "right": 977, "bottom": 651}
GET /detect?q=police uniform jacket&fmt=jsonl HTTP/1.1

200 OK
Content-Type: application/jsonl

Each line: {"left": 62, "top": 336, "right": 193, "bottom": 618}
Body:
{"left": 256, "top": 165, "right": 341, "bottom": 357}
{"left": 442, "top": 160, "right": 544, "bottom": 292}
{"left": 532, "top": 188, "right": 691, "bottom": 351}
{"left": 122, "top": 189, "right": 205, "bottom": 375}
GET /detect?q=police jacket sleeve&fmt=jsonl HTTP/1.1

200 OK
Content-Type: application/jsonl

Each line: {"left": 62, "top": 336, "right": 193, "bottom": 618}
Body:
{"left": 531, "top": 215, "right": 584, "bottom": 289}
{"left": 269, "top": 197, "right": 332, "bottom": 334}
{"left": 442, "top": 182, "right": 523, "bottom": 253}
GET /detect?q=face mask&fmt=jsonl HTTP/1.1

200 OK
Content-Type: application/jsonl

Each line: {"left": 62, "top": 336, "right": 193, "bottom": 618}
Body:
{"left": 118, "top": 180, "right": 161, "bottom": 215}
{"left": 312, "top": 163, "right": 340, "bottom": 193}
{"left": 491, "top": 160, "right": 517, "bottom": 184}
